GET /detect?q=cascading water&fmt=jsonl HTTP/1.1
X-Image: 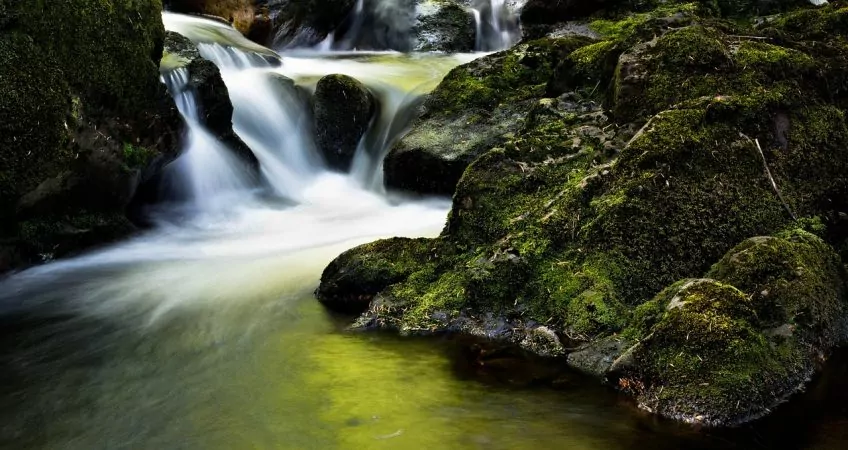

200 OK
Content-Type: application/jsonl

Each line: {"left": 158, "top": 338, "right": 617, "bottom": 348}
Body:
{"left": 470, "top": 0, "right": 520, "bottom": 52}
{"left": 0, "top": 9, "right": 844, "bottom": 450}
{"left": 160, "top": 68, "right": 254, "bottom": 211}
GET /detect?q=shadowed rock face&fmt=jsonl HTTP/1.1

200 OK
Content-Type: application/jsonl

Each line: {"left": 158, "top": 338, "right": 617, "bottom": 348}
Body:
{"left": 320, "top": 2, "right": 848, "bottom": 426}
{"left": 0, "top": 0, "right": 182, "bottom": 270}
{"left": 313, "top": 74, "right": 375, "bottom": 172}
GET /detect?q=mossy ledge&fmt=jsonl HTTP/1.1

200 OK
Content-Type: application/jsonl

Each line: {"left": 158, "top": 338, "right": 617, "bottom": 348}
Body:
{"left": 0, "top": 0, "right": 181, "bottom": 271}
{"left": 319, "top": 1, "right": 848, "bottom": 426}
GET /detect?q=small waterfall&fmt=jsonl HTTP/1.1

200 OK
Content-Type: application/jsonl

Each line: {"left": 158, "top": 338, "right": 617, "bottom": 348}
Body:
{"left": 471, "top": 0, "right": 520, "bottom": 52}
{"left": 471, "top": 8, "right": 483, "bottom": 51}
{"left": 160, "top": 68, "right": 253, "bottom": 210}
{"left": 196, "top": 43, "right": 323, "bottom": 201}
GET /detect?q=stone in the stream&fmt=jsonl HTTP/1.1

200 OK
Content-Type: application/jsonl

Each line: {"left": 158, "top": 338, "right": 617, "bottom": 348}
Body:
{"left": 615, "top": 231, "right": 848, "bottom": 425}
{"left": 313, "top": 74, "right": 375, "bottom": 172}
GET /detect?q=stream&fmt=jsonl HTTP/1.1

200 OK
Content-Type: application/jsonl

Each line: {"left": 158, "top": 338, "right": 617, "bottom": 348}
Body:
{"left": 0, "top": 10, "right": 846, "bottom": 450}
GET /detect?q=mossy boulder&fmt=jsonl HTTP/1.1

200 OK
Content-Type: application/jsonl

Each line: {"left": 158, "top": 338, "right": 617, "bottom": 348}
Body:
{"left": 384, "top": 36, "right": 595, "bottom": 195}
{"left": 313, "top": 74, "right": 375, "bottom": 172}
{"left": 0, "top": 0, "right": 181, "bottom": 268}
{"left": 320, "top": 0, "right": 848, "bottom": 426}
{"left": 614, "top": 229, "right": 847, "bottom": 425}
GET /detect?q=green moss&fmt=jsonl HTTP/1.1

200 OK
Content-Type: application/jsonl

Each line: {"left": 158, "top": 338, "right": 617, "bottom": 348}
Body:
{"left": 708, "top": 229, "right": 848, "bottom": 346}
{"left": 122, "top": 143, "right": 156, "bottom": 170}
{"left": 0, "top": 32, "right": 72, "bottom": 223}
{"left": 10, "top": 0, "right": 167, "bottom": 117}
{"left": 622, "top": 279, "right": 808, "bottom": 425}
{"left": 426, "top": 37, "right": 595, "bottom": 115}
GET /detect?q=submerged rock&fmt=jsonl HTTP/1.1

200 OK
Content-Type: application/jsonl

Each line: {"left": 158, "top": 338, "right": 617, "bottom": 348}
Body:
{"left": 313, "top": 74, "right": 375, "bottom": 172}
{"left": 320, "top": 2, "right": 848, "bottom": 426}
{"left": 0, "top": 0, "right": 181, "bottom": 268}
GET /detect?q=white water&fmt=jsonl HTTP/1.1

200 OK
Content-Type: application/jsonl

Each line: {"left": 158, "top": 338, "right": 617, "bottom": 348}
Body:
{"left": 471, "top": 0, "right": 520, "bottom": 52}
{"left": 0, "top": 13, "right": 477, "bottom": 327}
{"left": 160, "top": 68, "right": 254, "bottom": 211}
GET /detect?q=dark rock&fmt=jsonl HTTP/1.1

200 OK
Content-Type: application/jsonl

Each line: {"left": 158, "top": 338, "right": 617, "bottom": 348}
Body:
{"left": 384, "top": 36, "right": 593, "bottom": 196}
{"left": 268, "top": 0, "right": 357, "bottom": 48}
{"left": 313, "top": 74, "right": 375, "bottom": 172}
{"left": 413, "top": 1, "right": 476, "bottom": 52}
{"left": 0, "top": 0, "right": 182, "bottom": 269}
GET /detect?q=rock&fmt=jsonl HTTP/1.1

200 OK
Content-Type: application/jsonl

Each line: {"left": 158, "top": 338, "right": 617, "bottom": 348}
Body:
{"left": 313, "top": 74, "right": 375, "bottom": 172}
{"left": 316, "top": 237, "right": 434, "bottom": 314}
{"left": 165, "top": 0, "right": 271, "bottom": 42}
{"left": 268, "top": 0, "right": 357, "bottom": 48}
{"left": 163, "top": 32, "right": 258, "bottom": 170}
{"left": 616, "top": 231, "right": 848, "bottom": 425}
{"left": 319, "top": 3, "right": 848, "bottom": 426}
{"left": 413, "top": 0, "right": 476, "bottom": 52}
{"left": 327, "top": 0, "right": 478, "bottom": 52}
{"left": 0, "top": 0, "right": 181, "bottom": 268}
{"left": 384, "top": 36, "right": 594, "bottom": 196}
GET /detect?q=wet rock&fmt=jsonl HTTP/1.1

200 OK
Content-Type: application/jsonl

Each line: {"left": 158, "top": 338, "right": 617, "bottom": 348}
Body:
{"left": 320, "top": 2, "right": 848, "bottom": 427}
{"left": 165, "top": 0, "right": 271, "bottom": 41}
{"left": 313, "top": 74, "right": 375, "bottom": 172}
{"left": 384, "top": 36, "right": 593, "bottom": 196}
{"left": 413, "top": 0, "right": 476, "bottom": 52}
{"left": 316, "top": 237, "right": 433, "bottom": 314}
{"left": 267, "top": 0, "right": 357, "bottom": 48}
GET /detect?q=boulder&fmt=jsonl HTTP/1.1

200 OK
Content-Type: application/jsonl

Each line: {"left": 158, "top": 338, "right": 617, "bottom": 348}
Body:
{"left": 0, "top": 0, "right": 182, "bottom": 267}
{"left": 319, "top": 3, "right": 848, "bottom": 426}
{"left": 313, "top": 74, "right": 375, "bottom": 172}
{"left": 615, "top": 230, "right": 847, "bottom": 425}
{"left": 384, "top": 36, "right": 594, "bottom": 196}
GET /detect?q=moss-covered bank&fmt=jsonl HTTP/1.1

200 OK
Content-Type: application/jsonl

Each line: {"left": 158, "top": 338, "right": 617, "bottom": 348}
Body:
{"left": 0, "top": 0, "right": 181, "bottom": 270}
{"left": 320, "top": 1, "right": 848, "bottom": 426}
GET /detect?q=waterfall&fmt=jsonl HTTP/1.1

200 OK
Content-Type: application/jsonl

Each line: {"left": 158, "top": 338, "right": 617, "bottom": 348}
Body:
{"left": 471, "top": 0, "right": 520, "bottom": 52}
{"left": 196, "top": 43, "right": 323, "bottom": 202}
{"left": 160, "top": 68, "right": 254, "bottom": 211}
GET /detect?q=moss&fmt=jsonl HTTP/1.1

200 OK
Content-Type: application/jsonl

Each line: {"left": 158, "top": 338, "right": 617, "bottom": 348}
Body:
{"left": 621, "top": 279, "right": 809, "bottom": 425}
{"left": 9, "top": 0, "right": 168, "bottom": 118}
{"left": 316, "top": 237, "right": 441, "bottom": 314}
{"left": 0, "top": 32, "right": 72, "bottom": 223}
{"left": 708, "top": 229, "right": 848, "bottom": 346}
{"left": 426, "top": 37, "right": 595, "bottom": 115}
{"left": 122, "top": 143, "right": 156, "bottom": 170}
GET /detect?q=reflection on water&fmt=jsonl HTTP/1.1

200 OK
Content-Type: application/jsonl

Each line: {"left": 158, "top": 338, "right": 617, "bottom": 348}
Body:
{"left": 1, "top": 287, "right": 848, "bottom": 449}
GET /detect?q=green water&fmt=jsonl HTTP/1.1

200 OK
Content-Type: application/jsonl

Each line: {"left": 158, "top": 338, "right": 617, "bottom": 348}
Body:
{"left": 2, "top": 289, "right": 847, "bottom": 450}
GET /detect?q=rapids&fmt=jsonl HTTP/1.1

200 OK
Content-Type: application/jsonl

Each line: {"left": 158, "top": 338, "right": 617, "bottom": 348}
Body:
{"left": 0, "top": 9, "right": 846, "bottom": 450}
